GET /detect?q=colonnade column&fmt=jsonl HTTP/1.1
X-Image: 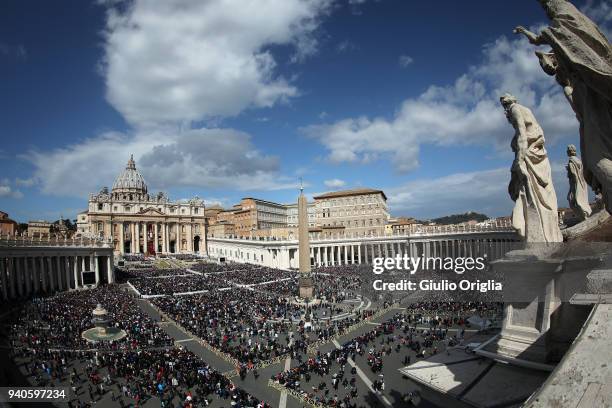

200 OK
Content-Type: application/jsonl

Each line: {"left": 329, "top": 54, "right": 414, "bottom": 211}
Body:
{"left": 64, "top": 257, "right": 71, "bottom": 290}
{"left": 143, "top": 223, "right": 148, "bottom": 254}
{"left": 93, "top": 255, "right": 100, "bottom": 286}
{"left": 1, "top": 258, "right": 8, "bottom": 300}
{"left": 357, "top": 245, "right": 362, "bottom": 264}
{"left": 25, "top": 257, "right": 32, "bottom": 295}
{"left": 8, "top": 258, "right": 15, "bottom": 298}
{"left": 135, "top": 223, "right": 140, "bottom": 254}
{"left": 39, "top": 258, "right": 47, "bottom": 292}
{"left": 15, "top": 257, "right": 23, "bottom": 297}
{"left": 107, "top": 256, "right": 114, "bottom": 284}
{"left": 154, "top": 223, "right": 159, "bottom": 254}
{"left": 47, "top": 257, "right": 55, "bottom": 292}
{"left": 55, "top": 257, "right": 62, "bottom": 291}
{"left": 119, "top": 223, "right": 124, "bottom": 255}
{"left": 73, "top": 256, "right": 80, "bottom": 289}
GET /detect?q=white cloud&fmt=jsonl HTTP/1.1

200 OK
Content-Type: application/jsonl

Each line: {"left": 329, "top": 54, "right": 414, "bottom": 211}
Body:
{"left": 324, "top": 178, "right": 346, "bottom": 188}
{"left": 306, "top": 29, "right": 578, "bottom": 172}
{"left": 0, "top": 43, "right": 27, "bottom": 60}
{"left": 388, "top": 161, "right": 569, "bottom": 219}
{"left": 0, "top": 180, "right": 23, "bottom": 199}
{"left": 337, "top": 40, "right": 358, "bottom": 53}
{"left": 203, "top": 198, "right": 226, "bottom": 208}
{"left": 15, "top": 177, "right": 36, "bottom": 187}
{"left": 22, "top": 0, "right": 335, "bottom": 199}
{"left": 398, "top": 55, "right": 413, "bottom": 67}
{"left": 101, "top": 0, "right": 332, "bottom": 126}
{"left": 23, "top": 127, "right": 295, "bottom": 198}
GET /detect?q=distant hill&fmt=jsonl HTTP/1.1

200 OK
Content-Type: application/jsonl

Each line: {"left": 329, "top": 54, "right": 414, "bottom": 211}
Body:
{"left": 429, "top": 211, "right": 489, "bottom": 225}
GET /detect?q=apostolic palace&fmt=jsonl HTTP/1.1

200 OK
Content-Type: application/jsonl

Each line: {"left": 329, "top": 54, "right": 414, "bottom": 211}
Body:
{"left": 77, "top": 155, "right": 207, "bottom": 255}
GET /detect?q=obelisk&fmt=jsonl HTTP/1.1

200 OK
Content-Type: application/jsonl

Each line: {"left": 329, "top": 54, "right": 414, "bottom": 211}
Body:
{"left": 298, "top": 182, "right": 314, "bottom": 299}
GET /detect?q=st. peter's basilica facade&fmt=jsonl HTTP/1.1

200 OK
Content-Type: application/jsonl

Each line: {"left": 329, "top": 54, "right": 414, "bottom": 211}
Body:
{"left": 77, "top": 155, "right": 207, "bottom": 255}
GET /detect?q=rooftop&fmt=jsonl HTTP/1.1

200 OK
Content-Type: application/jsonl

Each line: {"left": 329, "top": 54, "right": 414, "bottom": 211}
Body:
{"left": 313, "top": 188, "right": 387, "bottom": 200}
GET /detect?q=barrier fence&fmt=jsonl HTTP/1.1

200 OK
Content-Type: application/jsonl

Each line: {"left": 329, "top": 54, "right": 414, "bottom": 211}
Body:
{"left": 268, "top": 379, "right": 326, "bottom": 408}
{"left": 306, "top": 306, "right": 396, "bottom": 355}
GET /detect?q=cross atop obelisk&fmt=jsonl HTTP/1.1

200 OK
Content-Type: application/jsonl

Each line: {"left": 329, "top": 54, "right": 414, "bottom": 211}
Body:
{"left": 297, "top": 179, "right": 314, "bottom": 299}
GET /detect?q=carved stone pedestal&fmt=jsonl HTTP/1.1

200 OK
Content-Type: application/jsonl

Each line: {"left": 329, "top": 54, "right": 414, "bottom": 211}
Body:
{"left": 478, "top": 247, "right": 597, "bottom": 367}
{"left": 299, "top": 276, "right": 314, "bottom": 299}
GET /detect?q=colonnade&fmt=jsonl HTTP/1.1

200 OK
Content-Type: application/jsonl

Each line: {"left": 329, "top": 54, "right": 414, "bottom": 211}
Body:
{"left": 115, "top": 221, "right": 205, "bottom": 255}
{"left": 310, "top": 237, "right": 518, "bottom": 267}
{"left": 0, "top": 252, "right": 114, "bottom": 302}
{"left": 208, "top": 234, "right": 520, "bottom": 269}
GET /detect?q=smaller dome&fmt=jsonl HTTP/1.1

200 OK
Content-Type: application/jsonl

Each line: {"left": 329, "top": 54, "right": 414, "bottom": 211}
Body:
{"left": 112, "top": 154, "right": 148, "bottom": 195}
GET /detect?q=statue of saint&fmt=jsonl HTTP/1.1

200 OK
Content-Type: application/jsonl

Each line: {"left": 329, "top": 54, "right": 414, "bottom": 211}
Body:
{"left": 566, "top": 144, "right": 592, "bottom": 220}
{"left": 501, "top": 94, "right": 563, "bottom": 243}
{"left": 514, "top": 0, "right": 612, "bottom": 213}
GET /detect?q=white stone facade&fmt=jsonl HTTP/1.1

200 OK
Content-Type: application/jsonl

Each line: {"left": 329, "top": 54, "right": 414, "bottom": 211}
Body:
{"left": 0, "top": 235, "right": 115, "bottom": 301}
{"left": 79, "top": 156, "right": 207, "bottom": 255}
{"left": 314, "top": 189, "right": 390, "bottom": 237}
{"left": 208, "top": 225, "right": 519, "bottom": 269}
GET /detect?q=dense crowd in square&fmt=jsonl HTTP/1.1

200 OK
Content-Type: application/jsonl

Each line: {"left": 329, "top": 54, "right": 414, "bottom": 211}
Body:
{"left": 129, "top": 274, "right": 232, "bottom": 296}
{"left": 9, "top": 344, "right": 270, "bottom": 407}
{"left": 12, "top": 285, "right": 173, "bottom": 351}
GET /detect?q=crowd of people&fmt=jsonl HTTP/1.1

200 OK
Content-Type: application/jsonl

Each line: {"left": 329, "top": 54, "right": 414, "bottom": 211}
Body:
{"left": 129, "top": 274, "right": 232, "bottom": 296}
{"left": 12, "top": 285, "right": 173, "bottom": 351}
{"left": 3, "top": 253, "right": 507, "bottom": 407}
{"left": 272, "top": 310, "right": 470, "bottom": 406}
{"left": 152, "top": 289, "right": 307, "bottom": 364}
{"left": 116, "top": 266, "right": 180, "bottom": 281}
{"left": 10, "top": 343, "right": 269, "bottom": 407}
{"left": 220, "top": 267, "right": 294, "bottom": 285}
{"left": 189, "top": 262, "right": 253, "bottom": 274}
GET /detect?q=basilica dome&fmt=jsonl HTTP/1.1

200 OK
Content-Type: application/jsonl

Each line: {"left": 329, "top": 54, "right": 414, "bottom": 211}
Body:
{"left": 112, "top": 155, "right": 148, "bottom": 197}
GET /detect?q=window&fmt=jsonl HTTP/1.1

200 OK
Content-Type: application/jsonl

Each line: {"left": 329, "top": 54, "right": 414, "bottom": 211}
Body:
{"left": 113, "top": 206, "right": 117, "bottom": 211}
{"left": 98, "top": 203, "right": 103, "bottom": 211}
{"left": 194, "top": 208, "right": 198, "bottom": 214}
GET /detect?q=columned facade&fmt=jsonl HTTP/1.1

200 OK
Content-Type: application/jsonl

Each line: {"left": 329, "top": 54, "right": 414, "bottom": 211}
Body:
{"left": 207, "top": 230, "right": 520, "bottom": 270}
{"left": 0, "top": 238, "right": 114, "bottom": 303}
{"left": 78, "top": 156, "right": 207, "bottom": 256}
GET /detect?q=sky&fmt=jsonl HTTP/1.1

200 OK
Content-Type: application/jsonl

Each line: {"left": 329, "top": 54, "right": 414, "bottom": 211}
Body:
{"left": 1, "top": 0, "right": 611, "bottom": 223}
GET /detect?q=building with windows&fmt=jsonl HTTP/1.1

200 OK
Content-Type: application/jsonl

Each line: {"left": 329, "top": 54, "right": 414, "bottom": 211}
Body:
{"left": 0, "top": 211, "right": 17, "bottom": 236}
{"left": 313, "top": 188, "right": 389, "bottom": 237}
{"left": 233, "top": 198, "right": 288, "bottom": 236}
{"left": 386, "top": 216, "right": 418, "bottom": 235}
{"left": 77, "top": 155, "right": 207, "bottom": 255}
{"left": 27, "top": 220, "right": 52, "bottom": 238}
{"left": 285, "top": 201, "right": 316, "bottom": 227}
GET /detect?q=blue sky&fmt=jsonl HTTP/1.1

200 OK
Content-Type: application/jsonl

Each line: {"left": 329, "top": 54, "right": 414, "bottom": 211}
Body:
{"left": 1, "top": 0, "right": 610, "bottom": 223}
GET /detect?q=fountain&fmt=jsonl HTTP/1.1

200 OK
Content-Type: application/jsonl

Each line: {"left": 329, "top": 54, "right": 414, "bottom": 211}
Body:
{"left": 81, "top": 303, "right": 127, "bottom": 343}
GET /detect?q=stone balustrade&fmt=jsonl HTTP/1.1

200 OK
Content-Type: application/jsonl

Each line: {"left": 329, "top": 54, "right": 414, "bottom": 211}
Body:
{"left": 0, "top": 233, "right": 112, "bottom": 248}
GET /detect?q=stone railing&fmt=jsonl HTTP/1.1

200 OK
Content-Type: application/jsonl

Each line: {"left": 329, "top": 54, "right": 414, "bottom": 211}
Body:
{"left": 211, "top": 221, "right": 516, "bottom": 243}
{"left": 0, "top": 233, "right": 112, "bottom": 248}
